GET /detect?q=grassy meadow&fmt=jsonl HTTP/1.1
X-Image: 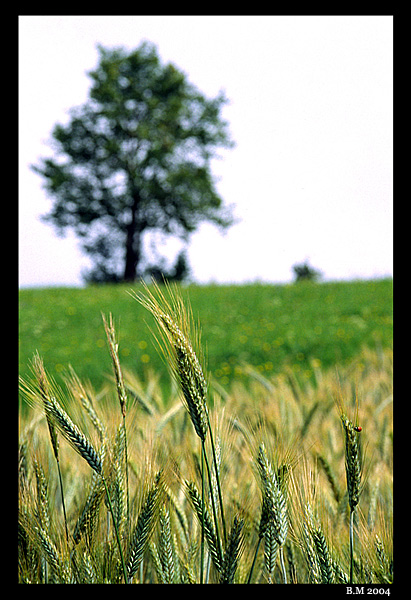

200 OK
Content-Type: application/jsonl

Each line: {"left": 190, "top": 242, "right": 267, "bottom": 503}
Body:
{"left": 19, "top": 278, "right": 393, "bottom": 394}
{"left": 18, "top": 279, "right": 393, "bottom": 584}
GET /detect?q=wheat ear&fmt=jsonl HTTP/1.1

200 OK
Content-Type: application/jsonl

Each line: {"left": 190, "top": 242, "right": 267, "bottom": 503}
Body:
{"left": 340, "top": 413, "right": 362, "bottom": 584}
{"left": 256, "top": 444, "right": 288, "bottom": 546}
{"left": 35, "top": 525, "right": 68, "bottom": 582}
{"left": 185, "top": 479, "right": 223, "bottom": 575}
{"left": 42, "top": 394, "right": 102, "bottom": 475}
{"left": 311, "top": 526, "right": 335, "bottom": 583}
{"left": 341, "top": 415, "right": 362, "bottom": 512}
{"left": 72, "top": 477, "right": 105, "bottom": 546}
{"left": 102, "top": 313, "right": 130, "bottom": 534}
{"left": 220, "top": 515, "right": 245, "bottom": 584}
{"left": 132, "top": 282, "right": 208, "bottom": 441}
{"left": 158, "top": 506, "right": 175, "bottom": 583}
{"left": 102, "top": 313, "right": 128, "bottom": 418}
{"left": 29, "top": 364, "right": 129, "bottom": 581}
{"left": 126, "top": 470, "right": 163, "bottom": 582}
{"left": 263, "top": 522, "right": 278, "bottom": 583}
{"left": 134, "top": 282, "right": 227, "bottom": 549}
{"left": 248, "top": 444, "right": 283, "bottom": 584}
{"left": 31, "top": 355, "right": 70, "bottom": 542}
{"left": 33, "top": 458, "right": 51, "bottom": 533}
{"left": 254, "top": 443, "right": 289, "bottom": 583}
{"left": 301, "top": 503, "right": 322, "bottom": 583}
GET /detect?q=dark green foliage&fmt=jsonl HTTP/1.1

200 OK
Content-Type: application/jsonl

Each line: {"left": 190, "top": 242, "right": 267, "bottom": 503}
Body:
{"left": 292, "top": 261, "right": 322, "bottom": 282}
{"left": 145, "top": 250, "right": 191, "bottom": 283}
{"left": 32, "top": 42, "right": 235, "bottom": 283}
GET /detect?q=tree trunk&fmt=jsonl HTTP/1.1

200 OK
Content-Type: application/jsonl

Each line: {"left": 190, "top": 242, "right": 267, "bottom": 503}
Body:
{"left": 123, "top": 193, "right": 143, "bottom": 282}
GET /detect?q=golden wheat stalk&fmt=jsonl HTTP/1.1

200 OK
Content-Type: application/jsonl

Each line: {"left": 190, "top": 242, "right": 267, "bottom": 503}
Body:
{"left": 134, "top": 282, "right": 228, "bottom": 554}
{"left": 131, "top": 282, "right": 208, "bottom": 442}
{"left": 102, "top": 313, "right": 128, "bottom": 418}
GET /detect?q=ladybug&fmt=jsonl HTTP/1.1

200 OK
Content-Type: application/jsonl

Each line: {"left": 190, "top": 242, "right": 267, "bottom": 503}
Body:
{"left": 354, "top": 426, "right": 362, "bottom": 432}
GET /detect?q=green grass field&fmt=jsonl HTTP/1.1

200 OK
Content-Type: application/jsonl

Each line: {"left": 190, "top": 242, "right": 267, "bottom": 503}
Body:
{"left": 19, "top": 278, "right": 393, "bottom": 394}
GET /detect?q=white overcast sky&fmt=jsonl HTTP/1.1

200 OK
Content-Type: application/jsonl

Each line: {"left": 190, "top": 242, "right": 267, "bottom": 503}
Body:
{"left": 19, "top": 15, "right": 393, "bottom": 287}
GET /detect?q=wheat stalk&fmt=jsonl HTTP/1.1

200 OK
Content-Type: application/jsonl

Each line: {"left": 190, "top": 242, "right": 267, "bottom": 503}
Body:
{"left": 18, "top": 289, "right": 393, "bottom": 584}
{"left": 31, "top": 355, "right": 70, "bottom": 543}
{"left": 299, "top": 503, "right": 322, "bottom": 583}
{"left": 316, "top": 453, "right": 342, "bottom": 503}
{"left": 21, "top": 357, "right": 131, "bottom": 582}
{"left": 185, "top": 479, "right": 223, "bottom": 576}
{"left": 43, "top": 393, "right": 103, "bottom": 475}
{"left": 257, "top": 443, "right": 288, "bottom": 545}
{"left": 133, "top": 282, "right": 227, "bottom": 557}
{"left": 340, "top": 413, "right": 362, "bottom": 584}
{"left": 311, "top": 526, "right": 335, "bottom": 583}
{"left": 45, "top": 393, "right": 129, "bottom": 581}
{"left": 126, "top": 470, "right": 163, "bottom": 582}
{"left": 159, "top": 506, "right": 175, "bottom": 583}
{"left": 248, "top": 442, "right": 289, "bottom": 583}
{"left": 132, "top": 282, "right": 208, "bottom": 442}
{"left": 220, "top": 515, "right": 245, "bottom": 583}
{"left": 35, "top": 525, "right": 66, "bottom": 581}
{"left": 102, "top": 313, "right": 128, "bottom": 418}
{"left": 341, "top": 415, "right": 362, "bottom": 513}
{"left": 22, "top": 357, "right": 103, "bottom": 475}
{"left": 33, "top": 458, "right": 51, "bottom": 533}
{"left": 65, "top": 367, "right": 107, "bottom": 444}
{"left": 263, "top": 522, "right": 278, "bottom": 583}
{"left": 72, "top": 477, "right": 105, "bottom": 546}
{"left": 102, "top": 313, "right": 131, "bottom": 533}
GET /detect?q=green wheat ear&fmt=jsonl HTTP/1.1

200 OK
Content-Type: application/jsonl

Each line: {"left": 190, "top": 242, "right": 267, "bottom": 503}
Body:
{"left": 253, "top": 442, "right": 289, "bottom": 583}
{"left": 220, "top": 514, "right": 245, "bottom": 584}
{"left": 42, "top": 393, "right": 103, "bottom": 475}
{"left": 126, "top": 470, "right": 164, "bottom": 582}
{"left": 339, "top": 411, "right": 362, "bottom": 584}
{"left": 257, "top": 443, "right": 288, "bottom": 547}
{"left": 132, "top": 281, "right": 208, "bottom": 442}
{"left": 341, "top": 415, "right": 362, "bottom": 512}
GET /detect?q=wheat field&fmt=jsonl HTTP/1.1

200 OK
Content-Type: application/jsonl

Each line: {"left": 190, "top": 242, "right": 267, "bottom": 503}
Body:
{"left": 18, "top": 284, "right": 393, "bottom": 584}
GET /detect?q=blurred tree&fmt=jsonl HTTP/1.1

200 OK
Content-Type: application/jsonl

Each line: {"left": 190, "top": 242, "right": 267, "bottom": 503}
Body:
{"left": 145, "top": 250, "right": 190, "bottom": 284}
{"left": 292, "top": 261, "right": 322, "bottom": 282}
{"left": 32, "top": 42, "right": 235, "bottom": 282}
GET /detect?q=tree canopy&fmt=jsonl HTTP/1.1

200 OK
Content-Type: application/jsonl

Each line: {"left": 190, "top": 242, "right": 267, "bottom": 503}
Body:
{"left": 32, "top": 42, "right": 235, "bottom": 282}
